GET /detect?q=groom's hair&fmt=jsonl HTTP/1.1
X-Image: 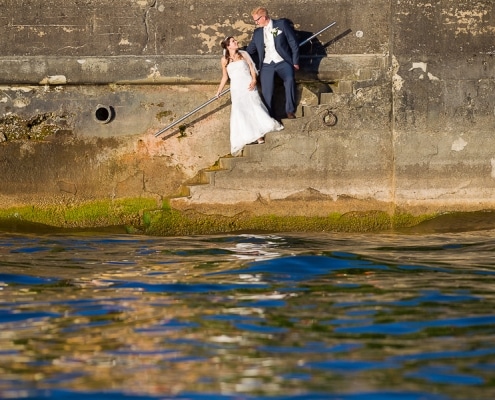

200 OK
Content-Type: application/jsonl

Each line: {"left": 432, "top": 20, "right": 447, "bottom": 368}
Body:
{"left": 251, "top": 7, "right": 268, "bottom": 17}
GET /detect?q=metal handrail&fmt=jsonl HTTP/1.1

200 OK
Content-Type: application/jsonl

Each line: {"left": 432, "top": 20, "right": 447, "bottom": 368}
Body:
{"left": 154, "top": 21, "right": 336, "bottom": 138}
{"left": 298, "top": 21, "right": 336, "bottom": 47}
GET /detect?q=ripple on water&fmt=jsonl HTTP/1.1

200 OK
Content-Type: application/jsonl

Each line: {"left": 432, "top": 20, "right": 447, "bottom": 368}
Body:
{"left": 1, "top": 231, "right": 495, "bottom": 399}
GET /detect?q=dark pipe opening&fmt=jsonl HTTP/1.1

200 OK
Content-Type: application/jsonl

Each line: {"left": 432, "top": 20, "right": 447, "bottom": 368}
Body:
{"left": 94, "top": 104, "right": 114, "bottom": 124}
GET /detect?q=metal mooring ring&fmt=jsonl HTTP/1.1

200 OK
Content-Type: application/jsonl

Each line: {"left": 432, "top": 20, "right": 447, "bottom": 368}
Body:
{"left": 322, "top": 109, "right": 337, "bottom": 127}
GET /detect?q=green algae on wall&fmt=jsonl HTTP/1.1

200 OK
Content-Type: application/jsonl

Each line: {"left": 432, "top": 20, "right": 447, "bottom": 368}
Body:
{"left": 143, "top": 207, "right": 434, "bottom": 236}
{"left": 0, "top": 197, "right": 435, "bottom": 236}
{"left": 0, "top": 198, "right": 158, "bottom": 232}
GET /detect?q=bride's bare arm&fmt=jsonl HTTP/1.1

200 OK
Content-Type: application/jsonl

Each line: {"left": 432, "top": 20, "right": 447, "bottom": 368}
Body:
{"left": 216, "top": 58, "right": 229, "bottom": 97}
{"left": 242, "top": 53, "right": 257, "bottom": 91}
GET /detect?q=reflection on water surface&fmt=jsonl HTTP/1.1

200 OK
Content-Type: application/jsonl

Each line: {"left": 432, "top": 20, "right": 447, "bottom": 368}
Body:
{"left": 1, "top": 229, "right": 495, "bottom": 399}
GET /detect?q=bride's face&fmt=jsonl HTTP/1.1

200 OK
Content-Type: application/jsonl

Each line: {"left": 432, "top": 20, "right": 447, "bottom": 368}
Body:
{"left": 228, "top": 38, "right": 239, "bottom": 50}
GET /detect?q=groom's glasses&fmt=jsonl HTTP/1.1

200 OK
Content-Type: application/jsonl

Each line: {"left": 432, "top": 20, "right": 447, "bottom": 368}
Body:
{"left": 253, "top": 15, "right": 265, "bottom": 24}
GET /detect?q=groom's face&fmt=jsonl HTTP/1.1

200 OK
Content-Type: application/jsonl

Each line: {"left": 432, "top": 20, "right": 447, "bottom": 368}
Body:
{"left": 252, "top": 13, "right": 268, "bottom": 27}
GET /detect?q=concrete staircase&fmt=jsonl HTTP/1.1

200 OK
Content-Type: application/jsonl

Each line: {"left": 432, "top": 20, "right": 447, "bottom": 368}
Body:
{"left": 171, "top": 85, "right": 343, "bottom": 206}
{"left": 170, "top": 54, "right": 392, "bottom": 208}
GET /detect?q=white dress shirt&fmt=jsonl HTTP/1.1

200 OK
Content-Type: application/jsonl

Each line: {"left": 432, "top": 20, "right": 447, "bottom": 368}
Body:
{"left": 263, "top": 20, "right": 284, "bottom": 64}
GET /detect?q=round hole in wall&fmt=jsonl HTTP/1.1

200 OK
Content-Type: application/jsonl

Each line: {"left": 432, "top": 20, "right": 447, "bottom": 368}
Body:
{"left": 94, "top": 104, "right": 114, "bottom": 124}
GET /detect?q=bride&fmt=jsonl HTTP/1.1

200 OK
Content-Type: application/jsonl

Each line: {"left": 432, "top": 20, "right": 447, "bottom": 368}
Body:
{"left": 216, "top": 36, "right": 283, "bottom": 157}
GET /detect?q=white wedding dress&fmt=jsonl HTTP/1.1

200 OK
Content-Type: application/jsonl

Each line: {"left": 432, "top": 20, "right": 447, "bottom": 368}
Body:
{"left": 227, "top": 51, "right": 283, "bottom": 156}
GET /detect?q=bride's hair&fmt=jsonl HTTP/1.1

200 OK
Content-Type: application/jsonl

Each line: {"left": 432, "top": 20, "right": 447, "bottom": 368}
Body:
{"left": 221, "top": 36, "right": 237, "bottom": 66}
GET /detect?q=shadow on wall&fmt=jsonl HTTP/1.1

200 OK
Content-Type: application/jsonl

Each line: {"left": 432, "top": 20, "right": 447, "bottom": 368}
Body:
{"left": 272, "top": 21, "right": 353, "bottom": 118}
{"left": 296, "top": 23, "right": 353, "bottom": 78}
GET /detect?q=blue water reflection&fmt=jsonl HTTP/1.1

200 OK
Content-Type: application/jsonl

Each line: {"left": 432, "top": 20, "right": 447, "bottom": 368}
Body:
{"left": 1, "top": 231, "right": 495, "bottom": 399}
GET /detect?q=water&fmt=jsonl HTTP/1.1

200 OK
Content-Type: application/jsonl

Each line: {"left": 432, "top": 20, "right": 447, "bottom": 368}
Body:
{"left": 2, "top": 225, "right": 495, "bottom": 399}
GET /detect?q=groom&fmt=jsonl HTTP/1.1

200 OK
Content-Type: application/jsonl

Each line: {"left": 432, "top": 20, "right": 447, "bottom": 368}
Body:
{"left": 246, "top": 7, "right": 300, "bottom": 119}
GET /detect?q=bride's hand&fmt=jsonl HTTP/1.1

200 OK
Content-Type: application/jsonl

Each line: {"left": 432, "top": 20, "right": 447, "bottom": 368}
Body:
{"left": 248, "top": 79, "right": 256, "bottom": 91}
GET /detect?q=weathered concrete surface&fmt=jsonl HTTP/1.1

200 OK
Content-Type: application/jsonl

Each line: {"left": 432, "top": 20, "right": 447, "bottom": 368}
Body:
{"left": 0, "top": 1, "right": 387, "bottom": 57}
{"left": 209, "top": 127, "right": 390, "bottom": 204}
{"left": 1, "top": 0, "right": 495, "bottom": 227}
{"left": 392, "top": 0, "right": 495, "bottom": 212}
{"left": 0, "top": 83, "right": 232, "bottom": 208}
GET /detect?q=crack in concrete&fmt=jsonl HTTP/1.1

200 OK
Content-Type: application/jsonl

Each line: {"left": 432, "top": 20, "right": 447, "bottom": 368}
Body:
{"left": 309, "top": 137, "right": 319, "bottom": 160}
{"left": 143, "top": 0, "right": 157, "bottom": 54}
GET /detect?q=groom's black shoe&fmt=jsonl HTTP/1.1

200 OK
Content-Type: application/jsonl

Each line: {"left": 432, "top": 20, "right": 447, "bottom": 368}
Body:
{"left": 287, "top": 112, "right": 296, "bottom": 119}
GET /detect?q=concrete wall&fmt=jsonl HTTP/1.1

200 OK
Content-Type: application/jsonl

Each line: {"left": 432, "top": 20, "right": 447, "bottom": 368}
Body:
{"left": 392, "top": 0, "right": 495, "bottom": 211}
{"left": 1, "top": 0, "right": 494, "bottom": 216}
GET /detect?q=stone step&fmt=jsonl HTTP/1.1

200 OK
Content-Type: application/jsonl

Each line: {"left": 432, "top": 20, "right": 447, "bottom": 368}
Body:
{"left": 183, "top": 168, "right": 218, "bottom": 186}
{"left": 172, "top": 99, "right": 333, "bottom": 205}
{"left": 184, "top": 182, "right": 260, "bottom": 204}
{"left": 319, "top": 92, "right": 336, "bottom": 104}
